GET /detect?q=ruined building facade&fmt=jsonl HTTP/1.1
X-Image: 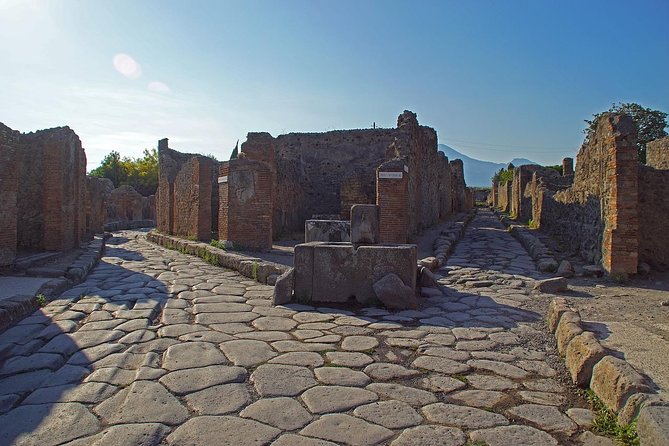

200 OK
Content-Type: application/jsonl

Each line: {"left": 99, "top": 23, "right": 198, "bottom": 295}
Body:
{"left": 491, "top": 114, "right": 669, "bottom": 275}
{"left": 157, "top": 111, "right": 473, "bottom": 248}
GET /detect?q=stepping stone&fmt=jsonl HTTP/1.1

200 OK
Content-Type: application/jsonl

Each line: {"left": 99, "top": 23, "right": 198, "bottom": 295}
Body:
{"left": 0, "top": 402, "right": 100, "bottom": 445}
{"left": 366, "top": 383, "right": 438, "bottom": 406}
{"left": 391, "top": 425, "right": 467, "bottom": 446}
{"left": 240, "top": 397, "right": 313, "bottom": 430}
{"left": 167, "top": 416, "right": 281, "bottom": 445}
{"left": 251, "top": 364, "right": 317, "bottom": 397}
{"left": 301, "top": 386, "right": 378, "bottom": 413}
{"left": 353, "top": 400, "right": 423, "bottom": 429}
{"left": 314, "top": 367, "right": 371, "bottom": 387}
{"left": 162, "top": 342, "right": 227, "bottom": 371}
{"left": 469, "top": 425, "right": 558, "bottom": 446}
{"left": 183, "top": 383, "right": 251, "bottom": 415}
{"left": 300, "top": 414, "right": 394, "bottom": 446}
{"left": 94, "top": 381, "right": 188, "bottom": 425}
{"left": 506, "top": 404, "right": 578, "bottom": 434}
{"left": 219, "top": 340, "right": 277, "bottom": 367}
{"left": 422, "top": 403, "right": 509, "bottom": 429}
{"left": 159, "top": 365, "right": 246, "bottom": 394}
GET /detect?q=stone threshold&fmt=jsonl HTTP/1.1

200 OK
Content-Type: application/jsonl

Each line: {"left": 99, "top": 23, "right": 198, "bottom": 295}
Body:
{"left": 0, "top": 234, "right": 108, "bottom": 333}
{"left": 547, "top": 297, "right": 669, "bottom": 445}
{"left": 146, "top": 231, "right": 290, "bottom": 286}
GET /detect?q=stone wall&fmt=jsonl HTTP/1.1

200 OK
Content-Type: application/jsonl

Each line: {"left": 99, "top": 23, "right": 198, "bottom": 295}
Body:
{"left": 497, "top": 181, "right": 511, "bottom": 213}
{"left": 86, "top": 177, "right": 114, "bottom": 237}
{"left": 0, "top": 123, "right": 90, "bottom": 265}
{"left": 638, "top": 164, "right": 669, "bottom": 270}
{"left": 157, "top": 139, "right": 217, "bottom": 241}
{"left": 511, "top": 165, "right": 542, "bottom": 222}
{"left": 646, "top": 136, "right": 669, "bottom": 169}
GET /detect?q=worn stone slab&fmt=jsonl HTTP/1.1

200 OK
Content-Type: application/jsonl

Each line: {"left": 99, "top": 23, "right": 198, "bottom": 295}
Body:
{"left": 412, "top": 355, "right": 470, "bottom": 374}
{"left": 271, "top": 434, "right": 338, "bottom": 446}
{"left": 94, "top": 381, "right": 188, "bottom": 425}
{"left": 251, "top": 364, "right": 317, "bottom": 397}
{"left": 366, "top": 383, "right": 437, "bottom": 406}
{"left": 448, "top": 389, "right": 510, "bottom": 408}
{"left": 565, "top": 331, "right": 607, "bottom": 387}
{"left": 352, "top": 400, "right": 422, "bottom": 429}
{"left": 341, "top": 336, "right": 378, "bottom": 352}
{"left": 469, "top": 425, "right": 558, "bottom": 446}
{"left": 159, "top": 365, "right": 246, "bottom": 395}
{"left": 66, "top": 423, "right": 171, "bottom": 446}
{"left": 467, "top": 359, "right": 529, "bottom": 379}
{"left": 183, "top": 383, "right": 251, "bottom": 415}
{"left": 419, "top": 375, "right": 467, "bottom": 393}
{"left": 506, "top": 404, "right": 578, "bottom": 434}
{"left": 422, "top": 403, "right": 509, "bottom": 429}
{"left": 22, "top": 382, "right": 117, "bottom": 405}
{"left": 0, "top": 369, "right": 52, "bottom": 396}
{"left": 363, "top": 363, "right": 420, "bottom": 381}
{"left": 325, "top": 352, "right": 373, "bottom": 368}
{"left": 301, "top": 385, "right": 378, "bottom": 414}
{"left": 162, "top": 342, "right": 228, "bottom": 370}
{"left": 240, "top": 397, "right": 313, "bottom": 430}
{"left": 314, "top": 367, "right": 371, "bottom": 387}
{"left": 0, "top": 402, "right": 100, "bottom": 446}
{"left": 637, "top": 405, "right": 669, "bottom": 446}
{"left": 269, "top": 352, "right": 324, "bottom": 367}
{"left": 391, "top": 425, "right": 467, "bottom": 446}
{"left": 219, "top": 340, "right": 278, "bottom": 367}
{"left": 166, "top": 416, "right": 281, "bottom": 445}
{"left": 299, "top": 414, "right": 394, "bottom": 446}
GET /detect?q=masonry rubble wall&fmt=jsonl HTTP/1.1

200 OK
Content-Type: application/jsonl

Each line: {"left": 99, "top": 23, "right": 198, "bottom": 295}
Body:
{"left": 496, "top": 181, "right": 511, "bottom": 213}
{"left": 86, "top": 177, "right": 114, "bottom": 237}
{"left": 511, "top": 165, "right": 543, "bottom": 221}
{"left": 638, "top": 139, "right": 669, "bottom": 270}
{"left": 157, "top": 139, "right": 217, "bottom": 241}
{"left": 0, "top": 122, "right": 90, "bottom": 265}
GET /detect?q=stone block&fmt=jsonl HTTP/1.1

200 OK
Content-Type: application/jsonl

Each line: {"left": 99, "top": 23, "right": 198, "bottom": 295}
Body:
{"left": 557, "top": 260, "right": 575, "bottom": 278}
{"left": 293, "top": 242, "right": 416, "bottom": 306}
{"left": 547, "top": 298, "right": 571, "bottom": 333}
{"left": 565, "top": 332, "right": 607, "bottom": 386}
{"left": 373, "top": 273, "right": 417, "bottom": 310}
{"left": 350, "top": 204, "right": 380, "bottom": 245}
{"left": 272, "top": 269, "right": 294, "bottom": 305}
{"left": 590, "top": 355, "right": 651, "bottom": 413}
{"left": 534, "top": 277, "right": 568, "bottom": 293}
{"left": 555, "top": 311, "right": 583, "bottom": 355}
{"left": 637, "top": 405, "right": 669, "bottom": 445}
{"left": 418, "top": 257, "right": 439, "bottom": 272}
{"left": 418, "top": 266, "right": 439, "bottom": 287}
{"left": 305, "top": 220, "right": 351, "bottom": 243}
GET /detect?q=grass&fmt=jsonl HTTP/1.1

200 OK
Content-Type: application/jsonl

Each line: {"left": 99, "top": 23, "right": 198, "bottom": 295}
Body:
{"left": 452, "top": 374, "right": 469, "bottom": 383}
{"left": 251, "top": 261, "right": 259, "bottom": 281}
{"left": 36, "top": 293, "right": 47, "bottom": 307}
{"left": 528, "top": 218, "right": 539, "bottom": 229}
{"left": 210, "top": 239, "right": 227, "bottom": 250}
{"left": 585, "top": 389, "right": 639, "bottom": 446}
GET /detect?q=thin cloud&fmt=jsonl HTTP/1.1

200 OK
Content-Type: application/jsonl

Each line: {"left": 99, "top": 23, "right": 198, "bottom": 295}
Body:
{"left": 113, "top": 53, "right": 142, "bottom": 79}
{"left": 148, "top": 81, "right": 170, "bottom": 93}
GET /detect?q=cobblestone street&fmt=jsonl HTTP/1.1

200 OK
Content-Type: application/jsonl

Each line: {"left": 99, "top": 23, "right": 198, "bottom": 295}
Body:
{"left": 0, "top": 210, "right": 595, "bottom": 446}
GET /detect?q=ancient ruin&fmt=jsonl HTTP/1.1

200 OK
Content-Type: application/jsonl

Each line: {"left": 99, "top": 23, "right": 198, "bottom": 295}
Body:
{"left": 156, "top": 111, "right": 473, "bottom": 249}
{"left": 491, "top": 113, "right": 669, "bottom": 275}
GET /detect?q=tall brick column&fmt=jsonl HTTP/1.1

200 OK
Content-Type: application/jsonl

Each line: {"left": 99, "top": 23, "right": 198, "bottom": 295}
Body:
{"left": 0, "top": 144, "right": 18, "bottom": 265}
{"left": 219, "top": 158, "right": 273, "bottom": 250}
{"left": 601, "top": 115, "right": 638, "bottom": 276}
{"left": 376, "top": 159, "right": 409, "bottom": 243}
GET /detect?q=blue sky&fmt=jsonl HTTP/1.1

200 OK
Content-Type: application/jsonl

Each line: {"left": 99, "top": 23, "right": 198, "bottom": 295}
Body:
{"left": 1, "top": 0, "right": 667, "bottom": 169}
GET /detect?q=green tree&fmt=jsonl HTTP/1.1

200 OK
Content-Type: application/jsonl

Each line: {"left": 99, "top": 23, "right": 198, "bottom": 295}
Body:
{"left": 89, "top": 148, "right": 159, "bottom": 196}
{"left": 585, "top": 102, "right": 667, "bottom": 163}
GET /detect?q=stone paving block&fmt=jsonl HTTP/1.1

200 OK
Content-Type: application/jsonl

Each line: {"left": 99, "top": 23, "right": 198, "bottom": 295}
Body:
{"left": 240, "top": 397, "right": 313, "bottom": 430}
{"left": 299, "top": 413, "right": 394, "bottom": 446}
{"left": 301, "top": 385, "right": 378, "bottom": 413}
{"left": 352, "top": 400, "right": 423, "bottom": 429}
{"left": 183, "top": 383, "right": 251, "bottom": 415}
{"left": 159, "top": 365, "right": 246, "bottom": 395}
{"left": 251, "top": 364, "right": 317, "bottom": 397}
{"left": 391, "top": 425, "right": 467, "bottom": 446}
{"left": 422, "top": 402, "right": 509, "bottom": 429}
{"left": 166, "top": 416, "right": 281, "bottom": 445}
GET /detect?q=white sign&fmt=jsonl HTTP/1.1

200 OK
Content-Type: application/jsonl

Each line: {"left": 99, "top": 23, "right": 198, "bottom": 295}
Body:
{"left": 404, "top": 165, "right": 409, "bottom": 173}
{"left": 217, "top": 176, "right": 228, "bottom": 183}
{"left": 379, "top": 172, "right": 403, "bottom": 179}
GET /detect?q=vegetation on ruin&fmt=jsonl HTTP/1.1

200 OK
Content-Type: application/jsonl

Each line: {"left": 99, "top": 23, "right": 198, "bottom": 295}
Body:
{"left": 491, "top": 168, "right": 513, "bottom": 184}
{"left": 544, "top": 164, "right": 564, "bottom": 175}
{"left": 585, "top": 102, "right": 668, "bottom": 164}
{"left": 89, "top": 148, "right": 159, "bottom": 196}
{"left": 585, "top": 389, "right": 639, "bottom": 446}
{"left": 35, "top": 294, "right": 47, "bottom": 307}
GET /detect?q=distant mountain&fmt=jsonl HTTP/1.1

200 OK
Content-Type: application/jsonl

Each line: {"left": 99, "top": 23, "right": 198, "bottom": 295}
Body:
{"left": 438, "top": 144, "right": 539, "bottom": 187}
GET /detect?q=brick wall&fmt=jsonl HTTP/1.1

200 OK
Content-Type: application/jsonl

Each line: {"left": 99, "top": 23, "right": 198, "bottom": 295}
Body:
{"left": 376, "top": 159, "right": 409, "bottom": 243}
{"left": 511, "top": 165, "right": 542, "bottom": 221}
{"left": 219, "top": 158, "right": 273, "bottom": 250}
{"left": 340, "top": 169, "right": 376, "bottom": 220}
{"left": 496, "top": 181, "right": 511, "bottom": 213}
{"left": 450, "top": 159, "right": 468, "bottom": 213}
{"left": 86, "top": 177, "right": 113, "bottom": 237}
{"left": 638, "top": 164, "right": 669, "bottom": 270}
{"left": 0, "top": 124, "right": 20, "bottom": 265}
{"left": 157, "top": 139, "right": 216, "bottom": 241}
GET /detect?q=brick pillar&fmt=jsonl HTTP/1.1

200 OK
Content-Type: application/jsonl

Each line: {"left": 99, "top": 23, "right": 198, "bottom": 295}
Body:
{"left": 0, "top": 145, "right": 18, "bottom": 265}
{"left": 376, "top": 159, "right": 409, "bottom": 243}
{"left": 601, "top": 115, "right": 638, "bottom": 276}
{"left": 42, "top": 143, "right": 65, "bottom": 251}
{"left": 492, "top": 182, "right": 498, "bottom": 207}
{"left": 562, "top": 157, "right": 574, "bottom": 176}
{"left": 194, "top": 157, "right": 213, "bottom": 241}
{"left": 219, "top": 158, "right": 273, "bottom": 250}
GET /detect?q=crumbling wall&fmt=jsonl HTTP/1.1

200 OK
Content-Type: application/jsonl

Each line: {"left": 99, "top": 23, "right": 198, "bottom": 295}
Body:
{"left": 496, "top": 181, "right": 511, "bottom": 213}
{"left": 86, "top": 177, "right": 114, "bottom": 237}
{"left": 157, "top": 139, "right": 216, "bottom": 241}
{"left": 0, "top": 124, "right": 20, "bottom": 265}
{"left": 511, "top": 165, "right": 542, "bottom": 221}
{"left": 639, "top": 139, "right": 669, "bottom": 270}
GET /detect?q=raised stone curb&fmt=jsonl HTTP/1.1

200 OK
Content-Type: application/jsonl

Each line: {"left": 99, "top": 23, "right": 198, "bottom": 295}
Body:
{"left": 493, "top": 209, "right": 558, "bottom": 272}
{"left": 432, "top": 210, "right": 476, "bottom": 267}
{"left": 547, "top": 297, "right": 664, "bottom": 442}
{"left": 0, "top": 235, "right": 108, "bottom": 333}
{"left": 146, "top": 231, "right": 289, "bottom": 285}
